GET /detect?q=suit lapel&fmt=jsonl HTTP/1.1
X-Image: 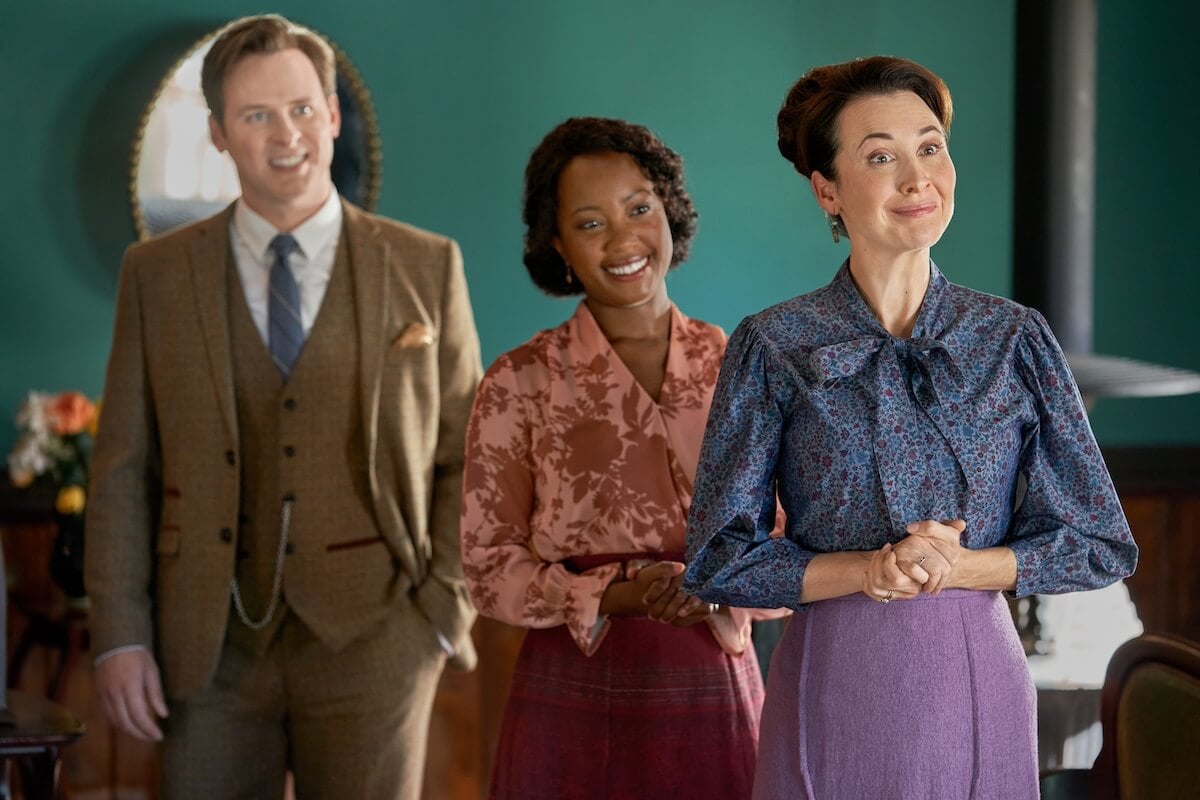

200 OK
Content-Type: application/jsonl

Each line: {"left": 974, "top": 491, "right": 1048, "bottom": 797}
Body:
{"left": 342, "top": 201, "right": 429, "bottom": 581}
{"left": 189, "top": 207, "right": 239, "bottom": 447}
{"left": 342, "top": 201, "right": 390, "bottom": 475}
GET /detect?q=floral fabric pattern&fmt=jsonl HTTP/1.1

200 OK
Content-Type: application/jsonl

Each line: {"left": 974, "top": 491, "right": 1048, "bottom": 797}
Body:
{"left": 462, "top": 302, "right": 780, "bottom": 655}
{"left": 684, "top": 261, "right": 1138, "bottom": 609}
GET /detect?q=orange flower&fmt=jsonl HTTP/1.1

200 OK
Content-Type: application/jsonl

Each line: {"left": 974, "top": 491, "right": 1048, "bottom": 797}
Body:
{"left": 55, "top": 485, "right": 87, "bottom": 514}
{"left": 48, "top": 392, "right": 95, "bottom": 435}
{"left": 9, "top": 468, "right": 35, "bottom": 488}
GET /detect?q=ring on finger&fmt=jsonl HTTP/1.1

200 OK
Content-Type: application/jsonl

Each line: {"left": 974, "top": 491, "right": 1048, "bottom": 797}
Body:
{"left": 916, "top": 555, "right": 927, "bottom": 566}
{"left": 879, "top": 589, "right": 895, "bottom": 604}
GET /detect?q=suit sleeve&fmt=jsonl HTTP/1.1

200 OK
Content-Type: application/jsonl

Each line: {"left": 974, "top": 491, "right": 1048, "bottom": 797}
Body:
{"left": 414, "top": 238, "right": 482, "bottom": 667}
{"left": 84, "top": 247, "right": 162, "bottom": 657}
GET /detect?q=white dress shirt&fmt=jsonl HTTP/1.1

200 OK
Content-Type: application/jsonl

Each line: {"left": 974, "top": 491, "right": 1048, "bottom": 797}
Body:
{"left": 230, "top": 191, "right": 344, "bottom": 345}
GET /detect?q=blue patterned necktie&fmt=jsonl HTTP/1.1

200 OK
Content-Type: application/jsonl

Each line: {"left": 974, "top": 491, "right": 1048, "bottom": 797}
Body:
{"left": 268, "top": 234, "right": 304, "bottom": 380}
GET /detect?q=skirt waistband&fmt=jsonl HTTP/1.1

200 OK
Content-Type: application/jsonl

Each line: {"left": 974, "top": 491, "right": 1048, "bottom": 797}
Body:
{"left": 563, "top": 550, "right": 685, "bottom": 573}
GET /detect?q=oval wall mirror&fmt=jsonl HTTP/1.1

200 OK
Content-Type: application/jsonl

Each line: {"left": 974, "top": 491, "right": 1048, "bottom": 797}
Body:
{"left": 130, "top": 28, "right": 381, "bottom": 240}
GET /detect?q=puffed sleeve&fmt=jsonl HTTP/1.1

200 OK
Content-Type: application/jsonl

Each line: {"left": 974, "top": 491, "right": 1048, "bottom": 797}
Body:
{"left": 1007, "top": 309, "right": 1138, "bottom": 595}
{"left": 460, "top": 357, "right": 622, "bottom": 656}
{"left": 684, "top": 319, "right": 816, "bottom": 610}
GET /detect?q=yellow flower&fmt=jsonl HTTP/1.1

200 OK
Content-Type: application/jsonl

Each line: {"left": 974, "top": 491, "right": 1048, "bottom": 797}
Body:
{"left": 86, "top": 397, "right": 102, "bottom": 438}
{"left": 55, "top": 485, "right": 87, "bottom": 515}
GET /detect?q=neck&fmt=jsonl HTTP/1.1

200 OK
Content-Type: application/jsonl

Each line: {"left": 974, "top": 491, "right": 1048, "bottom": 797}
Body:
{"left": 242, "top": 187, "right": 332, "bottom": 233}
{"left": 585, "top": 293, "right": 672, "bottom": 342}
{"left": 847, "top": 249, "right": 931, "bottom": 338}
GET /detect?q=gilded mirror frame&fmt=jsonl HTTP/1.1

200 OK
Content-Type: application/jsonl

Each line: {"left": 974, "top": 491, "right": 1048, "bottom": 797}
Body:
{"left": 130, "top": 29, "right": 382, "bottom": 241}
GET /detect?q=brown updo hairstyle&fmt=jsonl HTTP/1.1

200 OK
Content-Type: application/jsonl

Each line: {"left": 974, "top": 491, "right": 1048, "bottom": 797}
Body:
{"left": 777, "top": 55, "right": 954, "bottom": 181}
{"left": 523, "top": 117, "right": 698, "bottom": 297}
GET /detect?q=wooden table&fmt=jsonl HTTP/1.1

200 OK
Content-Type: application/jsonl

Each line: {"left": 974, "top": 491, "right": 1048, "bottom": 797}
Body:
{"left": 0, "top": 689, "right": 85, "bottom": 799}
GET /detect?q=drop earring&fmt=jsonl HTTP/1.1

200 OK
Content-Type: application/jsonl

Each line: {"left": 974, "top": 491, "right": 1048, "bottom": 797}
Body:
{"left": 826, "top": 213, "right": 846, "bottom": 244}
{"left": 564, "top": 262, "right": 575, "bottom": 287}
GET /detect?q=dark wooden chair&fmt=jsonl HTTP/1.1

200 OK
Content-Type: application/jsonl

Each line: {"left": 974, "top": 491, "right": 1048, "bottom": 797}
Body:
{"left": 0, "top": 689, "right": 85, "bottom": 799}
{"left": 1040, "top": 633, "right": 1200, "bottom": 800}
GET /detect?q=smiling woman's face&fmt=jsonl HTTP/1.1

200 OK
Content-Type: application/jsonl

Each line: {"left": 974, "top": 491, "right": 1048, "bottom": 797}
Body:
{"left": 812, "top": 91, "right": 956, "bottom": 261}
{"left": 553, "top": 150, "right": 673, "bottom": 314}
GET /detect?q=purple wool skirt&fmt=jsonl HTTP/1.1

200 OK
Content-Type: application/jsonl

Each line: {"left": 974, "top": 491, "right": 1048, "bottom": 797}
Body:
{"left": 753, "top": 589, "right": 1037, "bottom": 800}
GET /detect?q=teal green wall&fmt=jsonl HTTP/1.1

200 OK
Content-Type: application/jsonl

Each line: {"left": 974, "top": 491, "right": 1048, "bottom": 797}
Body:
{"left": 1, "top": 0, "right": 1195, "bottom": 456}
{"left": 1088, "top": 1, "right": 1200, "bottom": 444}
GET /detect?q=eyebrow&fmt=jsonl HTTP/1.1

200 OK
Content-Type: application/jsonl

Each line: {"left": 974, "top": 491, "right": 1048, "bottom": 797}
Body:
{"left": 567, "top": 187, "right": 652, "bottom": 215}
{"left": 232, "top": 96, "right": 316, "bottom": 114}
{"left": 858, "top": 125, "right": 943, "bottom": 149}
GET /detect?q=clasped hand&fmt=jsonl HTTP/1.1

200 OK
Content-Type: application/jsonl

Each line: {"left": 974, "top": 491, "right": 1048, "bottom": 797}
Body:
{"left": 600, "top": 561, "right": 717, "bottom": 626}
{"left": 861, "top": 519, "right": 967, "bottom": 603}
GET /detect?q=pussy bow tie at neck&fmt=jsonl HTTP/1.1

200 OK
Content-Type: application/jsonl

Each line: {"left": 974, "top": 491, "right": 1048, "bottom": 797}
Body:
{"left": 807, "top": 335, "right": 964, "bottom": 410}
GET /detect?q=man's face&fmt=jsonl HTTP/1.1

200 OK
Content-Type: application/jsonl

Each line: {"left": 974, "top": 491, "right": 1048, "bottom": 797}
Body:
{"left": 209, "top": 48, "right": 340, "bottom": 228}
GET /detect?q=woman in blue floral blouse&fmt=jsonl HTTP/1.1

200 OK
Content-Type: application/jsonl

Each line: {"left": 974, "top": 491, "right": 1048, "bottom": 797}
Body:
{"left": 683, "top": 56, "right": 1137, "bottom": 799}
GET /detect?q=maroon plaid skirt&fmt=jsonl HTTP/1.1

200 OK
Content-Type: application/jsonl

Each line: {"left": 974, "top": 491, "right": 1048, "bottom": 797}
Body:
{"left": 489, "top": 553, "right": 764, "bottom": 800}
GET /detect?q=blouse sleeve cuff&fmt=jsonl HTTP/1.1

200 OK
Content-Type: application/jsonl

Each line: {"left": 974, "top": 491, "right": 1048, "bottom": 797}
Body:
{"left": 1009, "top": 538, "right": 1046, "bottom": 597}
{"left": 705, "top": 606, "right": 753, "bottom": 656}
{"left": 564, "top": 562, "right": 624, "bottom": 656}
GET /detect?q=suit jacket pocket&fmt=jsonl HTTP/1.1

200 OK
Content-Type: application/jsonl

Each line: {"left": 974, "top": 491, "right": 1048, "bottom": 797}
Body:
{"left": 326, "top": 535, "right": 385, "bottom": 553}
{"left": 391, "top": 321, "right": 437, "bottom": 350}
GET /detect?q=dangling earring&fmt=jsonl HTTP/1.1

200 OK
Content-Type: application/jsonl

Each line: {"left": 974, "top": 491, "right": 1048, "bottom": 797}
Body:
{"left": 564, "top": 262, "right": 575, "bottom": 287}
{"left": 826, "top": 213, "right": 846, "bottom": 244}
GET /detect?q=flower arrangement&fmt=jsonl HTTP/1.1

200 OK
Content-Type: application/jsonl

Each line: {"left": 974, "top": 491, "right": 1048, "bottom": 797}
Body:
{"left": 7, "top": 390, "right": 99, "bottom": 514}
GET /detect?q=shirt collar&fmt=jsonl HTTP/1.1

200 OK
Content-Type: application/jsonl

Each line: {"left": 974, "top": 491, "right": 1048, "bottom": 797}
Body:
{"left": 832, "top": 258, "right": 950, "bottom": 339}
{"left": 232, "top": 191, "right": 343, "bottom": 263}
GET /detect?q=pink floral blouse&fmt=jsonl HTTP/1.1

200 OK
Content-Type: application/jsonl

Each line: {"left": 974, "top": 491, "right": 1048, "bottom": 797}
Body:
{"left": 461, "top": 302, "right": 784, "bottom": 656}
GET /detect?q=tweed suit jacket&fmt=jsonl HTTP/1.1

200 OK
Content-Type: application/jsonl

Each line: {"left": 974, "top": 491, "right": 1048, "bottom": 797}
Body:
{"left": 85, "top": 199, "right": 482, "bottom": 698}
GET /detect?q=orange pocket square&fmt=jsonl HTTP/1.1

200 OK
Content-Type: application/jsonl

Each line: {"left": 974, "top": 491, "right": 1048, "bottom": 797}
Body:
{"left": 392, "top": 322, "right": 436, "bottom": 349}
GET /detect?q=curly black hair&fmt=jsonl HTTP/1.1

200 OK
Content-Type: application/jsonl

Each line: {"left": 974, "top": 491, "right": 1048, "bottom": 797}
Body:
{"left": 522, "top": 117, "right": 698, "bottom": 296}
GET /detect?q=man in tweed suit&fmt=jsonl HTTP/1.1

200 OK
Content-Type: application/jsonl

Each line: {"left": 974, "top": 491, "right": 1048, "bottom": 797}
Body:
{"left": 85, "top": 14, "right": 480, "bottom": 798}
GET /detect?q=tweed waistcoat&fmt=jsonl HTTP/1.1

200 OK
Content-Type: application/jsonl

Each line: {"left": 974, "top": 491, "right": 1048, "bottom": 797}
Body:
{"left": 227, "top": 240, "right": 392, "bottom": 654}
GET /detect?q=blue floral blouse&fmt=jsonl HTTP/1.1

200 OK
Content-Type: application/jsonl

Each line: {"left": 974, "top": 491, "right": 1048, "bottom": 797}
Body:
{"left": 684, "top": 262, "right": 1137, "bottom": 610}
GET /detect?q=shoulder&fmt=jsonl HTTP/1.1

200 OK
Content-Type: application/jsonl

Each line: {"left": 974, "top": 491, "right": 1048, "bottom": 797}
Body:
{"left": 343, "top": 204, "right": 456, "bottom": 261}
{"left": 925, "top": 278, "right": 1071, "bottom": 395}
{"left": 122, "top": 208, "right": 231, "bottom": 276}
{"left": 482, "top": 317, "right": 573, "bottom": 391}
{"left": 935, "top": 281, "right": 1050, "bottom": 367}
{"left": 740, "top": 280, "right": 846, "bottom": 349}
{"left": 674, "top": 308, "right": 727, "bottom": 349}
{"left": 941, "top": 280, "right": 1036, "bottom": 329}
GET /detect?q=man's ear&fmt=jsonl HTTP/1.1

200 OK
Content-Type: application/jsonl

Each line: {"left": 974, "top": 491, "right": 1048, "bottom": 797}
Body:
{"left": 810, "top": 171, "right": 839, "bottom": 216}
{"left": 208, "top": 114, "right": 227, "bottom": 153}
{"left": 327, "top": 92, "right": 341, "bottom": 139}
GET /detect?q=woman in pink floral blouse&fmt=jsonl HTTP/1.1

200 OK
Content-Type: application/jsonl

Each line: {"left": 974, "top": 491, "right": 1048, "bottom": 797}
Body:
{"left": 461, "top": 117, "right": 782, "bottom": 800}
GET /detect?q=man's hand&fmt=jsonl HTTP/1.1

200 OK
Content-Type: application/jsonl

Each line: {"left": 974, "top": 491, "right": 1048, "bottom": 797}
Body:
{"left": 94, "top": 649, "right": 168, "bottom": 741}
